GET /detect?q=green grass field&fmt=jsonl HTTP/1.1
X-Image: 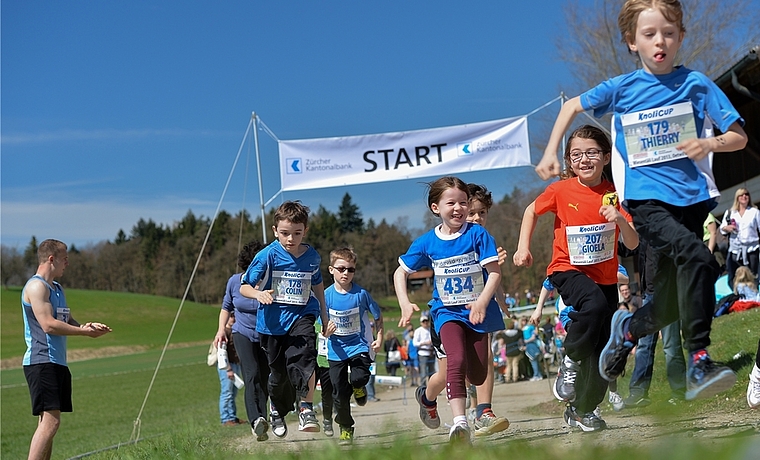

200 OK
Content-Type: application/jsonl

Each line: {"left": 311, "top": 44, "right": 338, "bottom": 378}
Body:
{"left": 1, "top": 287, "right": 758, "bottom": 459}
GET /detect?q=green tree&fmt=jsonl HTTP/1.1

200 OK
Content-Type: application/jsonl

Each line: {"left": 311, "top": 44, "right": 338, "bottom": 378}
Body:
{"left": 338, "top": 193, "right": 364, "bottom": 234}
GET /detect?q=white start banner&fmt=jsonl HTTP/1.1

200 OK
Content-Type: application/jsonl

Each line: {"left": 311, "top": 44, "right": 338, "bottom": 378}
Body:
{"left": 278, "top": 116, "right": 531, "bottom": 191}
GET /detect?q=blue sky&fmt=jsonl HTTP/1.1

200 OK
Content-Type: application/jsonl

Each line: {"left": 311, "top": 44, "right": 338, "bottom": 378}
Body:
{"left": 1, "top": 1, "right": 573, "bottom": 248}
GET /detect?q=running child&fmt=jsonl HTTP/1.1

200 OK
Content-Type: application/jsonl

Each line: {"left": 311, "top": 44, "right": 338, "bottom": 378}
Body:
{"left": 419, "top": 183, "right": 510, "bottom": 437}
{"left": 535, "top": 0, "right": 747, "bottom": 401}
{"left": 514, "top": 125, "right": 638, "bottom": 431}
{"left": 241, "top": 200, "right": 333, "bottom": 438}
{"left": 395, "top": 176, "right": 505, "bottom": 442}
{"left": 324, "top": 247, "right": 384, "bottom": 444}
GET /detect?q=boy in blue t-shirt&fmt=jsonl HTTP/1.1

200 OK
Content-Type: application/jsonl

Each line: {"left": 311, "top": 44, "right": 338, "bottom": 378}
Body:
{"left": 535, "top": 0, "right": 747, "bottom": 401}
{"left": 324, "top": 247, "right": 383, "bottom": 443}
{"left": 241, "top": 200, "right": 333, "bottom": 439}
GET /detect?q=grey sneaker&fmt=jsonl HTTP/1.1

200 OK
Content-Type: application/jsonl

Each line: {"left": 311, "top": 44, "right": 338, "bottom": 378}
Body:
{"left": 554, "top": 355, "right": 580, "bottom": 402}
{"left": 623, "top": 393, "right": 651, "bottom": 408}
{"left": 252, "top": 416, "right": 269, "bottom": 442}
{"left": 564, "top": 405, "right": 607, "bottom": 432}
{"left": 414, "top": 385, "right": 440, "bottom": 429}
{"left": 298, "top": 408, "right": 320, "bottom": 432}
{"left": 270, "top": 410, "right": 287, "bottom": 438}
{"left": 323, "top": 419, "right": 334, "bottom": 437}
{"left": 685, "top": 353, "right": 737, "bottom": 400}
{"left": 473, "top": 410, "right": 510, "bottom": 437}
{"left": 599, "top": 310, "right": 635, "bottom": 382}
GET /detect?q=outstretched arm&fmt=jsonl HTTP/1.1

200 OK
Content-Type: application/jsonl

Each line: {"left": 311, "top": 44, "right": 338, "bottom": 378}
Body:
{"left": 677, "top": 121, "right": 748, "bottom": 161}
{"left": 535, "top": 96, "right": 584, "bottom": 180}
{"left": 27, "top": 281, "right": 111, "bottom": 338}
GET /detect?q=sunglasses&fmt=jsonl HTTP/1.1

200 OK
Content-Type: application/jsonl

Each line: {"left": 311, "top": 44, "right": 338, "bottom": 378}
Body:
{"left": 739, "top": 193, "right": 750, "bottom": 197}
{"left": 331, "top": 266, "right": 356, "bottom": 273}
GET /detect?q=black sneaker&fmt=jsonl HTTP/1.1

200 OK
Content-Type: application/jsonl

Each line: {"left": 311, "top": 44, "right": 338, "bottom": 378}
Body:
{"left": 623, "top": 393, "right": 651, "bottom": 408}
{"left": 252, "top": 416, "right": 269, "bottom": 442}
{"left": 564, "top": 405, "right": 607, "bottom": 432}
{"left": 554, "top": 355, "right": 580, "bottom": 402}
{"left": 599, "top": 310, "right": 635, "bottom": 382}
{"left": 353, "top": 386, "right": 368, "bottom": 406}
{"left": 685, "top": 354, "right": 737, "bottom": 400}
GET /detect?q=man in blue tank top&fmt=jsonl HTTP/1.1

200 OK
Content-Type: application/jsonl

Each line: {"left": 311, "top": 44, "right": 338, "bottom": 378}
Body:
{"left": 22, "top": 239, "right": 111, "bottom": 460}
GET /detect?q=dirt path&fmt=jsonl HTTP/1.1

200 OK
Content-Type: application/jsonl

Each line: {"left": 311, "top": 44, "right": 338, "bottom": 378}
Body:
{"left": 234, "top": 374, "right": 760, "bottom": 454}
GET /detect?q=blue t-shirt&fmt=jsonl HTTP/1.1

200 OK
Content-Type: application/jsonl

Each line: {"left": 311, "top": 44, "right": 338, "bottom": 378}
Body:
{"left": 398, "top": 222, "right": 505, "bottom": 334}
{"left": 325, "top": 282, "right": 381, "bottom": 361}
{"left": 22, "top": 276, "right": 68, "bottom": 366}
{"left": 581, "top": 66, "right": 743, "bottom": 206}
{"left": 222, "top": 273, "right": 261, "bottom": 343}
{"left": 241, "top": 240, "right": 322, "bottom": 335}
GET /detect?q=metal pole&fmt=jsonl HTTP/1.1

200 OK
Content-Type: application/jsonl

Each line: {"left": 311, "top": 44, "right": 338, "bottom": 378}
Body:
{"left": 560, "top": 92, "right": 566, "bottom": 163}
{"left": 252, "top": 112, "right": 268, "bottom": 243}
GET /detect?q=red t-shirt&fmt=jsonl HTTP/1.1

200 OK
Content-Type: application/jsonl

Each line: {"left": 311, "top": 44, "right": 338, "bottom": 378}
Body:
{"left": 534, "top": 177, "right": 632, "bottom": 285}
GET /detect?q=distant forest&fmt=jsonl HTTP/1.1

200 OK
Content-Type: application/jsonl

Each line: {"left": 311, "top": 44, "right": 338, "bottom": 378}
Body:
{"left": 1, "top": 189, "right": 552, "bottom": 305}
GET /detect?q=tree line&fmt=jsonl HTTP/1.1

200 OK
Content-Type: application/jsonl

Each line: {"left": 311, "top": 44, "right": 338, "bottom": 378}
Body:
{"left": 1, "top": 189, "right": 551, "bottom": 305}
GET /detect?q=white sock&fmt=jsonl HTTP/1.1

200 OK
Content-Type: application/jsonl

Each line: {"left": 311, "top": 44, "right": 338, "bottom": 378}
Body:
{"left": 453, "top": 415, "right": 467, "bottom": 426}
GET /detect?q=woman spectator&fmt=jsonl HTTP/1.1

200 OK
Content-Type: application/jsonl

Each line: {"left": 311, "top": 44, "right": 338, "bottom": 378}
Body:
{"left": 721, "top": 188, "right": 760, "bottom": 288}
{"left": 502, "top": 320, "right": 523, "bottom": 383}
{"left": 384, "top": 331, "right": 402, "bottom": 376}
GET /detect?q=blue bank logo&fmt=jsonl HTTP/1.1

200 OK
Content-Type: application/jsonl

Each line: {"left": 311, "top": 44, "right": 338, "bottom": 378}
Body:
{"left": 286, "top": 158, "right": 302, "bottom": 174}
{"left": 457, "top": 143, "right": 472, "bottom": 156}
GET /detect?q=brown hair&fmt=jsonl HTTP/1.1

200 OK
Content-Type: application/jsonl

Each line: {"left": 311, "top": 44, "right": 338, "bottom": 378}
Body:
{"left": 274, "top": 200, "right": 310, "bottom": 227}
{"left": 467, "top": 183, "right": 493, "bottom": 210}
{"left": 426, "top": 176, "right": 469, "bottom": 215}
{"left": 561, "top": 125, "right": 612, "bottom": 179}
{"left": 618, "top": 0, "right": 685, "bottom": 53}
{"left": 37, "top": 239, "right": 67, "bottom": 264}
{"left": 238, "top": 240, "right": 265, "bottom": 271}
{"left": 329, "top": 247, "right": 357, "bottom": 266}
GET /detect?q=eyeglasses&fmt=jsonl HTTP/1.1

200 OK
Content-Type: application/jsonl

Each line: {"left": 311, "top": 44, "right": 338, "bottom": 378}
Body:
{"left": 569, "top": 149, "right": 604, "bottom": 163}
{"left": 331, "top": 266, "right": 355, "bottom": 273}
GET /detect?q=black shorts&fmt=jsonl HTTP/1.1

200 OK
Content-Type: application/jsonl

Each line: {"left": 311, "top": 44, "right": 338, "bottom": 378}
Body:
{"left": 24, "top": 363, "right": 72, "bottom": 416}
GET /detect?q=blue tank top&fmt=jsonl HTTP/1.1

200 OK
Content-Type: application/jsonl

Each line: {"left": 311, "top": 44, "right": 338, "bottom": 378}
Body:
{"left": 22, "top": 275, "right": 69, "bottom": 366}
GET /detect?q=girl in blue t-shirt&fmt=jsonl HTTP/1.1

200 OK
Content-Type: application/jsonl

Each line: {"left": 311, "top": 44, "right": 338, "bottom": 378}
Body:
{"left": 393, "top": 176, "right": 505, "bottom": 443}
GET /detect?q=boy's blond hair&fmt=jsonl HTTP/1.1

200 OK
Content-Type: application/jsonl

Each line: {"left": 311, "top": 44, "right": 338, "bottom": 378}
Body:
{"left": 329, "top": 247, "right": 357, "bottom": 266}
{"left": 274, "top": 201, "right": 310, "bottom": 227}
{"left": 618, "top": 0, "right": 685, "bottom": 51}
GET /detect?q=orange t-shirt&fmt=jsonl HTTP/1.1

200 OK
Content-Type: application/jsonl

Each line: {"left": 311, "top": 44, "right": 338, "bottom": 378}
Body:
{"left": 534, "top": 177, "right": 631, "bottom": 285}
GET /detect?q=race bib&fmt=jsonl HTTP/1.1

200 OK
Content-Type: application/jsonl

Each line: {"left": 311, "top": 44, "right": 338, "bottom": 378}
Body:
{"left": 271, "top": 270, "right": 311, "bottom": 305}
{"left": 432, "top": 252, "right": 485, "bottom": 306}
{"left": 329, "top": 307, "right": 362, "bottom": 336}
{"left": 621, "top": 101, "right": 697, "bottom": 168}
{"left": 56, "top": 307, "right": 70, "bottom": 324}
{"left": 566, "top": 223, "right": 616, "bottom": 265}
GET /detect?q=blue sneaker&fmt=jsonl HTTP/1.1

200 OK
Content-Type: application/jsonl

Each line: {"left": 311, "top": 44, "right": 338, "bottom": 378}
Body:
{"left": 599, "top": 310, "right": 635, "bottom": 382}
{"left": 685, "top": 352, "right": 736, "bottom": 400}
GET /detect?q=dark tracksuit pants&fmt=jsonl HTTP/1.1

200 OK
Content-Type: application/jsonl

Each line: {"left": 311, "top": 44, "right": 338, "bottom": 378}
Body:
{"left": 328, "top": 352, "right": 372, "bottom": 428}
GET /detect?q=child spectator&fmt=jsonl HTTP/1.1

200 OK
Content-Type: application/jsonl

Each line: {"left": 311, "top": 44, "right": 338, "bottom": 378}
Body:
{"left": 325, "top": 247, "right": 383, "bottom": 443}
{"left": 241, "top": 201, "right": 333, "bottom": 438}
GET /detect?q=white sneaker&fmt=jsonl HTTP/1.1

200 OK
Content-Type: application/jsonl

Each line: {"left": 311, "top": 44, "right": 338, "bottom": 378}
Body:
{"left": 448, "top": 421, "right": 471, "bottom": 444}
{"left": 608, "top": 391, "right": 625, "bottom": 412}
{"left": 748, "top": 364, "right": 760, "bottom": 409}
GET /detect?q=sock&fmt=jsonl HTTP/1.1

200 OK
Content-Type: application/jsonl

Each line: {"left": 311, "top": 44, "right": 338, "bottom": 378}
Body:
{"left": 453, "top": 415, "right": 467, "bottom": 426}
{"left": 476, "top": 403, "right": 491, "bottom": 420}
{"left": 421, "top": 391, "right": 436, "bottom": 407}
{"left": 690, "top": 349, "right": 708, "bottom": 365}
{"left": 300, "top": 401, "right": 313, "bottom": 412}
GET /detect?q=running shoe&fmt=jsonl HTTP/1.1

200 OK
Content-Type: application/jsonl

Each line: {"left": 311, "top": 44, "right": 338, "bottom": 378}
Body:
{"left": 599, "top": 310, "right": 635, "bottom": 382}
{"left": 564, "top": 405, "right": 607, "bottom": 432}
{"left": 748, "top": 364, "right": 760, "bottom": 409}
{"left": 554, "top": 355, "right": 580, "bottom": 402}
{"left": 252, "top": 416, "right": 269, "bottom": 442}
{"left": 339, "top": 425, "right": 354, "bottom": 444}
{"left": 353, "top": 386, "right": 368, "bottom": 406}
{"left": 685, "top": 352, "right": 736, "bottom": 400}
{"left": 414, "top": 385, "right": 440, "bottom": 429}
{"left": 323, "top": 419, "right": 334, "bottom": 437}
{"left": 270, "top": 410, "right": 288, "bottom": 438}
{"left": 448, "top": 421, "right": 471, "bottom": 444}
{"left": 608, "top": 391, "right": 624, "bottom": 412}
{"left": 473, "top": 410, "right": 510, "bottom": 437}
{"left": 298, "top": 408, "right": 320, "bottom": 432}
{"left": 623, "top": 393, "right": 651, "bottom": 408}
